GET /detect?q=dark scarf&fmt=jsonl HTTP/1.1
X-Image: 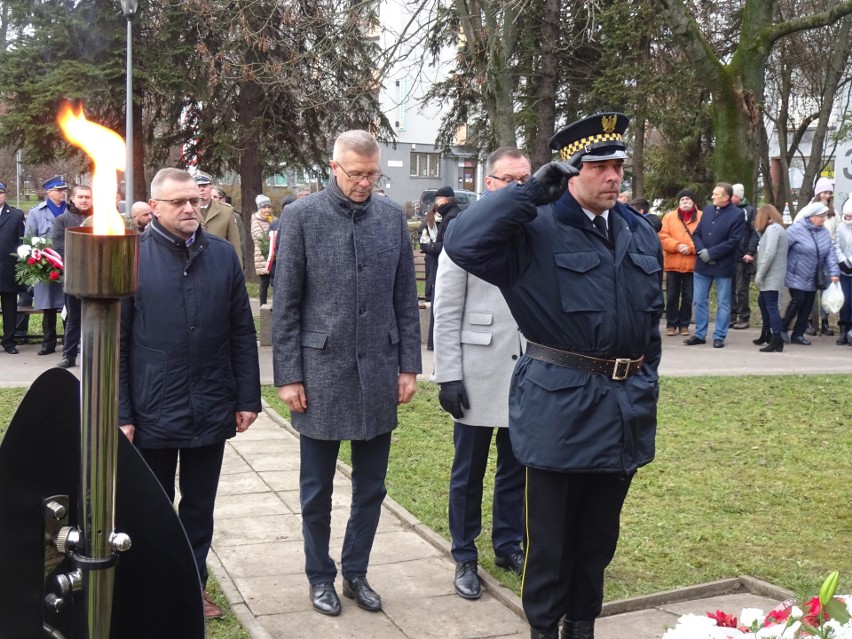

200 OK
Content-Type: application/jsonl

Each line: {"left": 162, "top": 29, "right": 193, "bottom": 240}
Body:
{"left": 326, "top": 175, "right": 371, "bottom": 217}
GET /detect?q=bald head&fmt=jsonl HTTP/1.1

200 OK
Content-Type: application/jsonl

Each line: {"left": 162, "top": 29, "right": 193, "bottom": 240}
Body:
{"left": 130, "top": 200, "right": 153, "bottom": 231}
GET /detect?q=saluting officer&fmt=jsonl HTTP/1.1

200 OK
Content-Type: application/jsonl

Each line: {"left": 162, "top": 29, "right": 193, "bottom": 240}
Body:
{"left": 444, "top": 113, "right": 663, "bottom": 639}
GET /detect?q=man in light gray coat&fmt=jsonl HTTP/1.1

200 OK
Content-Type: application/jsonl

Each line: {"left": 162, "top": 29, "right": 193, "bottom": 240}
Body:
{"left": 433, "top": 147, "right": 530, "bottom": 600}
{"left": 272, "top": 130, "right": 421, "bottom": 618}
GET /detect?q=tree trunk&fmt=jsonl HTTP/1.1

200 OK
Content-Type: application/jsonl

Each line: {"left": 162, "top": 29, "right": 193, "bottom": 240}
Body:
{"left": 529, "top": 0, "right": 560, "bottom": 169}
{"left": 239, "top": 78, "right": 263, "bottom": 278}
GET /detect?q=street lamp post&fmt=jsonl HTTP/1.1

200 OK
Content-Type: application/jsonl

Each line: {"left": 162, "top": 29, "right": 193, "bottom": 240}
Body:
{"left": 121, "top": 0, "right": 139, "bottom": 210}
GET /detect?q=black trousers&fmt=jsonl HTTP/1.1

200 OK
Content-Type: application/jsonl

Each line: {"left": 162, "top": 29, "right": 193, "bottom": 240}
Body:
{"left": 522, "top": 469, "right": 633, "bottom": 631}
{"left": 62, "top": 294, "right": 81, "bottom": 360}
{"left": 0, "top": 292, "right": 17, "bottom": 349}
{"left": 300, "top": 432, "right": 391, "bottom": 585}
{"left": 138, "top": 441, "right": 226, "bottom": 589}
{"left": 731, "top": 260, "right": 754, "bottom": 322}
{"left": 449, "top": 423, "right": 524, "bottom": 562}
{"left": 783, "top": 288, "right": 816, "bottom": 339}
{"left": 258, "top": 274, "right": 270, "bottom": 306}
{"left": 664, "top": 271, "right": 693, "bottom": 329}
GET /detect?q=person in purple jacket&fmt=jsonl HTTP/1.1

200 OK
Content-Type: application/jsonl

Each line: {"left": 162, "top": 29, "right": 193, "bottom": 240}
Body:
{"left": 684, "top": 182, "right": 745, "bottom": 348}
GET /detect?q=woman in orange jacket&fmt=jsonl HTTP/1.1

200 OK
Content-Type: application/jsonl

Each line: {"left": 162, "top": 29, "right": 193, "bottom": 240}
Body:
{"left": 658, "top": 190, "right": 702, "bottom": 336}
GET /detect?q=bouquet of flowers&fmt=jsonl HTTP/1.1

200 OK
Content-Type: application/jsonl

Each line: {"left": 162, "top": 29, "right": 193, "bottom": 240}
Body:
{"left": 14, "top": 236, "right": 64, "bottom": 285}
{"left": 663, "top": 572, "right": 851, "bottom": 639}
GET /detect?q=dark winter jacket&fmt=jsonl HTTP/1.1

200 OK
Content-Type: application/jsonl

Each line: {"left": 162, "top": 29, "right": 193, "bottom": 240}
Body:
{"left": 119, "top": 218, "right": 261, "bottom": 449}
{"left": 444, "top": 184, "right": 663, "bottom": 474}
{"left": 0, "top": 203, "right": 25, "bottom": 293}
{"left": 734, "top": 201, "right": 759, "bottom": 260}
{"left": 693, "top": 202, "right": 746, "bottom": 278}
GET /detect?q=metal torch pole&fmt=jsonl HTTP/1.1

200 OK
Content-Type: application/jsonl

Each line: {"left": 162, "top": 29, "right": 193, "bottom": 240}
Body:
{"left": 65, "top": 228, "right": 138, "bottom": 639}
{"left": 124, "top": 15, "right": 134, "bottom": 208}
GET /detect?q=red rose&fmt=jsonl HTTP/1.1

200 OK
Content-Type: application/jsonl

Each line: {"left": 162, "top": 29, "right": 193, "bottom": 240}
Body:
{"left": 28, "top": 257, "right": 36, "bottom": 265}
{"left": 707, "top": 610, "right": 738, "bottom": 628}
{"left": 49, "top": 270, "right": 61, "bottom": 281}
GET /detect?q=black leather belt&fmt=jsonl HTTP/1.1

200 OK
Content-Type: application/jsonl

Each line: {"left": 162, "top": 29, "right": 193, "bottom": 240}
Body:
{"left": 525, "top": 341, "right": 644, "bottom": 380}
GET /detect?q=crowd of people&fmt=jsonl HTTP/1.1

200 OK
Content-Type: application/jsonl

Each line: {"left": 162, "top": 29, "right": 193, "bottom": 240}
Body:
{"left": 655, "top": 177, "right": 851, "bottom": 352}
{"left": 2, "top": 123, "right": 850, "bottom": 639}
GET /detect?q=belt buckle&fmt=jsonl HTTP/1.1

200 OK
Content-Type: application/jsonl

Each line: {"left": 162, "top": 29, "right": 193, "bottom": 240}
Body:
{"left": 612, "top": 358, "right": 630, "bottom": 380}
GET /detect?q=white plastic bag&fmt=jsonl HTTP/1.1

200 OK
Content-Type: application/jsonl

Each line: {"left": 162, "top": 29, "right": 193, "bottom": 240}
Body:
{"left": 821, "top": 281, "right": 845, "bottom": 314}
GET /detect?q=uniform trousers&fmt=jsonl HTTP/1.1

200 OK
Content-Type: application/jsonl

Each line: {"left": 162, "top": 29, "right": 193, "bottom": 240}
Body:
{"left": 522, "top": 469, "right": 633, "bottom": 631}
{"left": 1, "top": 292, "right": 17, "bottom": 349}
{"left": 449, "top": 423, "right": 524, "bottom": 562}
{"left": 41, "top": 308, "right": 58, "bottom": 350}
{"left": 300, "top": 432, "right": 391, "bottom": 585}
{"left": 139, "top": 441, "right": 226, "bottom": 588}
{"left": 62, "top": 294, "right": 81, "bottom": 361}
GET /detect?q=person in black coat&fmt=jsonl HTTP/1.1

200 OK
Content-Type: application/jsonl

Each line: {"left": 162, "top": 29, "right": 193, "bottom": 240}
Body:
{"left": 417, "top": 203, "right": 441, "bottom": 302}
{"left": 0, "top": 183, "right": 25, "bottom": 354}
{"left": 422, "top": 186, "right": 459, "bottom": 350}
{"left": 118, "top": 168, "right": 261, "bottom": 619}
{"left": 730, "top": 183, "right": 759, "bottom": 329}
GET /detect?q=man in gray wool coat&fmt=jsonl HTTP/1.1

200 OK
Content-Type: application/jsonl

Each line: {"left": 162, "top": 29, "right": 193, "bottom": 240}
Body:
{"left": 272, "top": 130, "right": 421, "bottom": 618}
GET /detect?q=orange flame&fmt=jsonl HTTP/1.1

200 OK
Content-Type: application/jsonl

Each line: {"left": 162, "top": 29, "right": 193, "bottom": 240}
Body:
{"left": 57, "top": 103, "right": 127, "bottom": 236}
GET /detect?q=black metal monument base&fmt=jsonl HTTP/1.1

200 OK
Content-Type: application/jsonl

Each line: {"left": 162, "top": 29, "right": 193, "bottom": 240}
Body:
{"left": 0, "top": 369, "right": 205, "bottom": 638}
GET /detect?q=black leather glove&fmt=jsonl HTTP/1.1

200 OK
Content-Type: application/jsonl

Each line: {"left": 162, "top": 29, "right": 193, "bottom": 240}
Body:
{"left": 438, "top": 380, "right": 470, "bottom": 419}
{"left": 525, "top": 162, "right": 579, "bottom": 205}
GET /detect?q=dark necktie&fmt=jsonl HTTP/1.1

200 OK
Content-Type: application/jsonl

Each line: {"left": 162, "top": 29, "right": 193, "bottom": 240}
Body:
{"left": 592, "top": 215, "right": 608, "bottom": 239}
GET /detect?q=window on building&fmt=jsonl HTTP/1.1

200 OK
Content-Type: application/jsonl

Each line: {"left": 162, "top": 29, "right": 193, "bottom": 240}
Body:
{"left": 410, "top": 152, "right": 441, "bottom": 178}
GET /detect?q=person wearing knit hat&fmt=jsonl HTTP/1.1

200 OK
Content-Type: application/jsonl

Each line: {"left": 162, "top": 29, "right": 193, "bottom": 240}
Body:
{"left": 250, "top": 194, "right": 276, "bottom": 306}
{"left": 729, "top": 183, "right": 759, "bottom": 330}
{"left": 659, "top": 189, "right": 702, "bottom": 336}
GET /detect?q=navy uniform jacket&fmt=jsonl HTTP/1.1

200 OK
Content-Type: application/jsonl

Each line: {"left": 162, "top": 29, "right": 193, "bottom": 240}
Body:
{"left": 443, "top": 184, "right": 663, "bottom": 473}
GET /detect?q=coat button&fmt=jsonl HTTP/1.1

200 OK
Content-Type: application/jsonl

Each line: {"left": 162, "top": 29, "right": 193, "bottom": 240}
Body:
{"left": 512, "top": 354, "right": 518, "bottom": 360}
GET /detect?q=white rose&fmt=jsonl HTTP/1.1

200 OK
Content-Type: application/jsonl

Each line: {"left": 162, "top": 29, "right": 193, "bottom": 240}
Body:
{"left": 16, "top": 244, "right": 31, "bottom": 258}
{"left": 31, "top": 236, "right": 46, "bottom": 247}
{"left": 740, "top": 608, "right": 765, "bottom": 627}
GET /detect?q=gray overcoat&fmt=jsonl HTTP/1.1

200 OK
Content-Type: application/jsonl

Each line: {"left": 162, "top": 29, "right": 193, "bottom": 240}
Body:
{"left": 754, "top": 222, "right": 788, "bottom": 292}
{"left": 24, "top": 203, "right": 64, "bottom": 310}
{"left": 432, "top": 251, "right": 523, "bottom": 428}
{"left": 272, "top": 189, "right": 422, "bottom": 441}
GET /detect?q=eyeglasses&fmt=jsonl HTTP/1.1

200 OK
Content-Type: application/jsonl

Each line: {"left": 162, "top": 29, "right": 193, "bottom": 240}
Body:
{"left": 335, "top": 163, "right": 383, "bottom": 184}
{"left": 155, "top": 198, "right": 201, "bottom": 208}
{"left": 488, "top": 175, "right": 529, "bottom": 185}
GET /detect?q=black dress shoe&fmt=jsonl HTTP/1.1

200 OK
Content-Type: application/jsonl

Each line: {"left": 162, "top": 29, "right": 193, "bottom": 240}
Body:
{"left": 342, "top": 576, "right": 382, "bottom": 612}
{"left": 713, "top": 339, "right": 725, "bottom": 348}
{"left": 37, "top": 347, "right": 56, "bottom": 355}
{"left": 309, "top": 582, "right": 341, "bottom": 616}
{"left": 683, "top": 336, "right": 705, "bottom": 345}
{"left": 495, "top": 551, "right": 525, "bottom": 575}
{"left": 791, "top": 336, "right": 811, "bottom": 345}
{"left": 454, "top": 560, "right": 481, "bottom": 600}
{"left": 3, "top": 346, "right": 18, "bottom": 354}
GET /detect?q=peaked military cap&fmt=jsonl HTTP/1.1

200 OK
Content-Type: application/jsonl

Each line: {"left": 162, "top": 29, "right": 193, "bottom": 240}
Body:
{"left": 0, "top": 182, "right": 6, "bottom": 193}
{"left": 193, "top": 173, "right": 212, "bottom": 185}
{"left": 42, "top": 176, "right": 68, "bottom": 191}
{"left": 549, "top": 113, "right": 630, "bottom": 168}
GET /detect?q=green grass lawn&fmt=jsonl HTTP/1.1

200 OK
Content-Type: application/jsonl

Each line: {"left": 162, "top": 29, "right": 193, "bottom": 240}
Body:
{"left": 2, "top": 375, "right": 849, "bottom": 627}
{"left": 264, "top": 376, "right": 852, "bottom": 599}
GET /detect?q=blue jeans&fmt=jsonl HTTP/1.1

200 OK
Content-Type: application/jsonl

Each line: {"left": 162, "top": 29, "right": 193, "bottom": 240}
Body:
{"left": 693, "top": 272, "right": 732, "bottom": 341}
